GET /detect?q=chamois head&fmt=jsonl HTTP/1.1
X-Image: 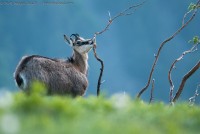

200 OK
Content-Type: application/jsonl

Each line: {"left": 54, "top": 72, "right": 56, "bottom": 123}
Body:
{"left": 64, "top": 34, "right": 94, "bottom": 54}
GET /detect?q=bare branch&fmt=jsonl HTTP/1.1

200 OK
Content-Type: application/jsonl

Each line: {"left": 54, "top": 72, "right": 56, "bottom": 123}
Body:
{"left": 137, "top": 0, "right": 200, "bottom": 99}
{"left": 172, "top": 60, "right": 200, "bottom": 102}
{"left": 94, "top": 0, "right": 147, "bottom": 36}
{"left": 92, "top": 41, "right": 104, "bottom": 96}
{"left": 92, "top": 1, "right": 146, "bottom": 96}
{"left": 149, "top": 79, "right": 155, "bottom": 104}
{"left": 168, "top": 44, "right": 198, "bottom": 103}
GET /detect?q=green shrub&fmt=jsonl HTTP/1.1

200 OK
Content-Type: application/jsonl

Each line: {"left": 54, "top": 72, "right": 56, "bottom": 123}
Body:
{"left": 0, "top": 85, "right": 200, "bottom": 134}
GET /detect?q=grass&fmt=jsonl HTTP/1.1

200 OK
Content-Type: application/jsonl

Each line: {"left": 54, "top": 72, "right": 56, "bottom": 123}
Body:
{"left": 0, "top": 83, "right": 200, "bottom": 134}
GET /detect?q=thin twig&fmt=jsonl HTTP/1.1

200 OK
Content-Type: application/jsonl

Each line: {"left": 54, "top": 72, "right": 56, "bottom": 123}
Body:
{"left": 168, "top": 44, "right": 198, "bottom": 103}
{"left": 93, "top": 1, "right": 146, "bottom": 96}
{"left": 95, "top": 0, "right": 147, "bottom": 36}
{"left": 182, "top": 10, "right": 192, "bottom": 26}
{"left": 189, "top": 84, "right": 200, "bottom": 106}
{"left": 137, "top": 0, "right": 200, "bottom": 99}
{"left": 149, "top": 79, "right": 155, "bottom": 104}
{"left": 172, "top": 60, "right": 200, "bottom": 102}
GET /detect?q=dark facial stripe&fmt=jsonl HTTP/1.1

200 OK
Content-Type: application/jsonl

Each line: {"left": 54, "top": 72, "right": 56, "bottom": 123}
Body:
{"left": 74, "top": 40, "right": 93, "bottom": 46}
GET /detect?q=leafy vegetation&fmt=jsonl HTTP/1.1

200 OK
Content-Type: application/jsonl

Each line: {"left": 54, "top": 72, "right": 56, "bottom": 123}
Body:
{"left": 188, "top": 2, "right": 200, "bottom": 11}
{"left": 0, "top": 83, "right": 200, "bottom": 134}
{"left": 189, "top": 36, "right": 200, "bottom": 45}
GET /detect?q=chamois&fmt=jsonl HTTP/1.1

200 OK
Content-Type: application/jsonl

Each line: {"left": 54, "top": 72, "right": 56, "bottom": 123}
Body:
{"left": 14, "top": 34, "right": 94, "bottom": 96}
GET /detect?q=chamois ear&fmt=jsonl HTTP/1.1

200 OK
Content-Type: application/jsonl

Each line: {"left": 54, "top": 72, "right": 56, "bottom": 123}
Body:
{"left": 64, "top": 34, "right": 73, "bottom": 46}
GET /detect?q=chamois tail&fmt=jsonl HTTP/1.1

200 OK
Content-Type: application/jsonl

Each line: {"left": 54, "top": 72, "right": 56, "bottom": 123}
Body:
{"left": 15, "top": 72, "right": 27, "bottom": 90}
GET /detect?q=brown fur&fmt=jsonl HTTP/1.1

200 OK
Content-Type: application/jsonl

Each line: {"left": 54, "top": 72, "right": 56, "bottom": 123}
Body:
{"left": 14, "top": 49, "right": 90, "bottom": 97}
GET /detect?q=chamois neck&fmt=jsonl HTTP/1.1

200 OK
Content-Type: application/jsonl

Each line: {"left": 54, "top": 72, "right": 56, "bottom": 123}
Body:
{"left": 72, "top": 50, "right": 88, "bottom": 75}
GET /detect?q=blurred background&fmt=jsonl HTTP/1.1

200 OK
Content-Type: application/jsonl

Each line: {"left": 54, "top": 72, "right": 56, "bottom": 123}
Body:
{"left": 0, "top": 0, "right": 199, "bottom": 102}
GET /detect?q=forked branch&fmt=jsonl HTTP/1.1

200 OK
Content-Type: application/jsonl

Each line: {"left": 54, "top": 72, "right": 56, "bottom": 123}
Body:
{"left": 168, "top": 44, "right": 198, "bottom": 102}
{"left": 95, "top": 0, "right": 147, "bottom": 36}
{"left": 137, "top": 0, "right": 200, "bottom": 99}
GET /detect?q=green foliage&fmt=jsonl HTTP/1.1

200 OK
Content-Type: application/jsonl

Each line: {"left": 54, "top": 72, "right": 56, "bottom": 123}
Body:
{"left": 188, "top": 3, "right": 200, "bottom": 11}
{"left": 0, "top": 85, "right": 200, "bottom": 134}
{"left": 188, "top": 36, "right": 200, "bottom": 45}
{"left": 29, "top": 81, "right": 47, "bottom": 96}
